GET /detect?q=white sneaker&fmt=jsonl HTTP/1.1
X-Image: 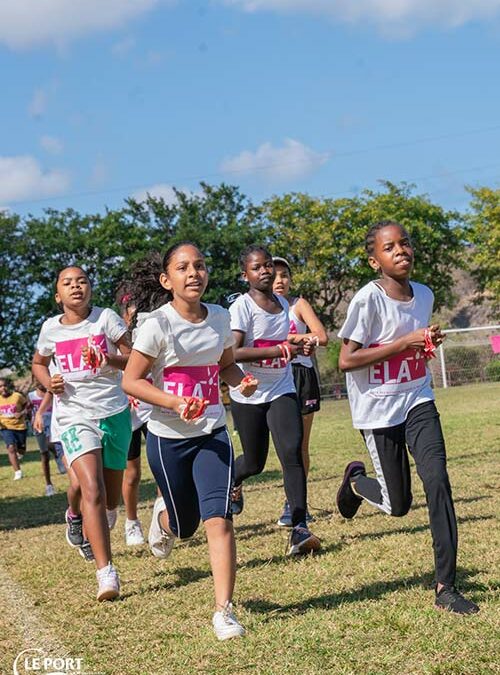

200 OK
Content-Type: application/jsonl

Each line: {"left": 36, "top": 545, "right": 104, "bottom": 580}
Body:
{"left": 212, "top": 602, "right": 246, "bottom": 641}
{"left": 125, "top": 518, "right": 145, "bottom": 546}
{"left": 106, "top": 508, "right": 118, "bottom": 530}
{"left": 45, "top": 484, "right": 56, "bottom": 496}
{"left": 148, "top": 497, "right": 175, "bottom": 559}
{"left": 96, "top": 563, "right": 120, "bottom": 601}
{"left": 13, "top": 470, "right": 23, "bottom": 480}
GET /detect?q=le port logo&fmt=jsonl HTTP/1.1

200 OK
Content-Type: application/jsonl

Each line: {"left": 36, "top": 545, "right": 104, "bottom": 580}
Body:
{"left": 13, "top": 649, "right": 91, "bottom": 675}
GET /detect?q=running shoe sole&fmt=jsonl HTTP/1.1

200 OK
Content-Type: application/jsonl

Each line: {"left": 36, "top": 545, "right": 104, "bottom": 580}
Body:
{"left": 336, "top": 461, "right": 366, "bottom": 519}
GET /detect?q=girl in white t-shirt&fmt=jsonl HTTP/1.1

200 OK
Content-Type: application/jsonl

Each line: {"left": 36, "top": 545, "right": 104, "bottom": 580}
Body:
{"left": 272, "top": 256, "right": 328, "bottom": 527}
{"left": 336, "top": 220, "right": 478, "bottom": 615}
{"left": 228, "top": 245, "right": 321, "bottom": 557}
{"left": 122, "top": 242, "right": 258, "bottom": 641}
{"left": 32, "top": 266, "right": 132, "bottom": 602}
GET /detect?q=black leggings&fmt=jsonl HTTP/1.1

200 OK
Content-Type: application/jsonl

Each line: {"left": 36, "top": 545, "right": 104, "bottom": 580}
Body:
{"left": 353, "top": 401, "right": 458, "bottom": 586}
{"left": 230, "top": 393, "right": 307, "bottom": 527}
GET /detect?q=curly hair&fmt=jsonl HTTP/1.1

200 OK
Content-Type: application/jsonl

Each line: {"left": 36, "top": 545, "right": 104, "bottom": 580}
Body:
{"left": 365, "top": 220, "right": 409, "bottom": 255}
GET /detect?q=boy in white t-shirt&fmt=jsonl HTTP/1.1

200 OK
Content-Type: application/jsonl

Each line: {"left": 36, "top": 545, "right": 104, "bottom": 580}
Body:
{"left": 336, "top": 221, "right": 479, "bottom": 615}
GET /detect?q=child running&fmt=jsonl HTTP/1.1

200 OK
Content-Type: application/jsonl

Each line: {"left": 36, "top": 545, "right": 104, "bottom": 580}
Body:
{"left": 115, "top": 283, "right": 152, "bottom": 546}
{"left": 228, "top": 245, "right": 321, "bottom": 556}
{"left": 0, "top": 377, "right": 27, "bottom": 480}
{"left": 32, "top": 265, "right": 132, "bottom": 601}
{"left": 28, "top": 382, "right": 58, "bottom": 495}
{"left": 272, "top": 256, "right": 328, "bottom": 526}
{"left": 336, "top": 220, "right": 479, "bottom": 615}
{"left": 122, "top": 242, "right": 258, "bottom": 641}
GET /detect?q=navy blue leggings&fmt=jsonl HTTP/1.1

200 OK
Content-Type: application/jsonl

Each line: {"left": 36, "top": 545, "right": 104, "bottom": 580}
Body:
{"left": 147, "top": 426, "right": 234, "bottom": 539}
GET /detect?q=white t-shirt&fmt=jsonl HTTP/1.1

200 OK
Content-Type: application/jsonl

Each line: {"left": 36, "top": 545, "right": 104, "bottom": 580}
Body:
{"left": 132, "top": 302, "right": 234, "bottom": 439}
{"left": 28, "top": 390, "right": 52, "bottom": 426}
{"left": 129, "top": 315, "right": 153, "bottom": 431}
{"left": 338, "top": 281, "right": 435, "bottom": 429}
{"left": 229, "top": 293, "right": 295, "bottom": 404}
{"left": 36, "top": 307, "right": 129, "bottom": 426}
{"left": 289, "top": 300, "right": 313, "bottom": 368}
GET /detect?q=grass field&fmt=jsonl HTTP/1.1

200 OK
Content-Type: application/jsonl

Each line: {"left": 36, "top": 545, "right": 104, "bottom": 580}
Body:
{"left": 1, "top": 383, "right": 499, "bottom": 675}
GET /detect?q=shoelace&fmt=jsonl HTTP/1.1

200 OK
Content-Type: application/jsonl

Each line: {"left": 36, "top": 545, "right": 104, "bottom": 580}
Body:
{"left": 68, "top": 517, "right": 82, "bottom": 537}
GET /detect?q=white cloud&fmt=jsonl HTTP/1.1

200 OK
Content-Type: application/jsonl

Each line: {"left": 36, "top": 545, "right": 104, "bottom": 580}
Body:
{"left": 220, "top": 0, "right": 500, "bottom": 34}
{"left": 40, "top": 135, "right": 64, "bottom": 155}
{"left": 220, "top": 138, "right": 329, "bottom": 183}
{"left": 131, "top": 183, "right": 195, "bottom": 203}
{"left": 28, "top": 88, "right": 48, "bottom": 118}
{"left": 0, "top": 156, "right": 70, "bottom": 203}
{"left": 0, "top": 1, "right": 169, "bottom": 50}
{"left": 111, "top": 36, "right": 136, "bottom": 57}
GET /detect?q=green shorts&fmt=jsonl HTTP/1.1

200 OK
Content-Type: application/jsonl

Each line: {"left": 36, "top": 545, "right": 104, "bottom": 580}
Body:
{"left": 60, "top": 407, "right": 132, "bottom": 470}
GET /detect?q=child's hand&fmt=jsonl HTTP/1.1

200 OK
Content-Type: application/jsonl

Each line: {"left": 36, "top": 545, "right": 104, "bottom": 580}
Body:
{"left": 33, "top": 411, "right": 44, "bottom": 434}
{"left": 404, "top": 326, "right": 444, "bottom": 351}
{"left": 303, "top": 335, "right": 319, "bottom": 357}
{"left": 81, "top": 344, "right": 107, "bottom": 370}
{"left": 49, "top": 374, "right": 65, "bottom": 395}
{"left": 239, "top": 373, "right": 258, "bottom": 397}
{"left": 177, "top": 396, "right": 209, "bottom": 423}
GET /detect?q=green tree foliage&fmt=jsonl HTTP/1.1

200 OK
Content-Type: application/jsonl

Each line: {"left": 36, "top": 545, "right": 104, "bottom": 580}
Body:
{"left": 464, "top": 186, "right": 500, "bottom": 310}
{"left": 264, "top": 182, "right": 463, "bottom": 328}
{"left": 124, "top": 182, "right": 264, "bottom": 304}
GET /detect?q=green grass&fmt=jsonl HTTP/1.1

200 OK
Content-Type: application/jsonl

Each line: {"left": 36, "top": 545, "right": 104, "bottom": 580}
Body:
{"left": 1, "top": 383, "right": 499, "bottom": 675}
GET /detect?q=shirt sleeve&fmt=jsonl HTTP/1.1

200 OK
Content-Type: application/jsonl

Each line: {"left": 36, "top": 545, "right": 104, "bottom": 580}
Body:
{"left": 229, "top": 296, "right": 251, "bottom": 333}
{"left": 220, "top": 308, "right": 235, "bottom": 349}
{"left": 36, "top": 320, "right": 55, "bottom": 357}
{"left": 103, "top": 308, "right": 128, "bottom": 343}
{"left": 132, "top": 317, "right": 165, "bottom": 359}
{"left": 338, "top": 289, "right": 374, "bottom": 346}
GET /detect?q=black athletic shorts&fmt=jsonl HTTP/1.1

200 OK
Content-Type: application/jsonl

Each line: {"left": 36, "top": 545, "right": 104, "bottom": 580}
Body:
{"left": 292, "top": 363, "right": 321, "bottom": 415}
{"left": 128, "top": 423, "right": 148, "bottom": 461}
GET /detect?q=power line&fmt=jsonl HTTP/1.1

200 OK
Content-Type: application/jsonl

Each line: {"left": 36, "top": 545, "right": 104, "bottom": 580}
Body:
{"left": 5, "top": 123, "right": 500, "bottom": 208}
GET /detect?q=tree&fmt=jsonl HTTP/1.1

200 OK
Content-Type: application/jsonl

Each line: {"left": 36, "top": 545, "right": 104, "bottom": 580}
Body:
{"left": 124, "top": 182, "right": 264, "bottom": 305}
{"left": 0, "top": 211, "right": 26, "bottom": 369}
{"left": 464, "top": 186, "right": 500, "bottom": 311}
{"left": 264, "top": 182, "right": 464, "bottom": 328}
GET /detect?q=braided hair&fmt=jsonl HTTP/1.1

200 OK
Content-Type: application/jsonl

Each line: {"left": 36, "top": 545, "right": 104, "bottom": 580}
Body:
{"left": 365, "top": 220, "right": 408, "bottom": 255}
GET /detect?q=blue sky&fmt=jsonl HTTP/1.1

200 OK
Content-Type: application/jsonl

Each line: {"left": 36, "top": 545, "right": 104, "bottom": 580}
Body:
{"left": 1, "top": 0, "right": 499, "bottom": 216}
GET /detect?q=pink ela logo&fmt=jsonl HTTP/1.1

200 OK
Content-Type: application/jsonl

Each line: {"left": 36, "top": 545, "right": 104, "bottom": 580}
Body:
{"left": 13, "top": 649, "right": 85, "bottom": 675}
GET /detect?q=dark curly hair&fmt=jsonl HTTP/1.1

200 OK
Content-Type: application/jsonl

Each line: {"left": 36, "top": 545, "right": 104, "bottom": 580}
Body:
{"left": 239, "top": 244, "right": 272, "bottom": 271}
{"left": 365, "top": 220, "right": 409, "bottom": 255}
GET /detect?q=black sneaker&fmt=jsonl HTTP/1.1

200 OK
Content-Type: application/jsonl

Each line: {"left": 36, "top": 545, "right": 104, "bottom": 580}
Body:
{"left": 435, "top": 586, "right": 480, "bottom": 615}
{"left": 65, "top": 508, "right": 84, "bottom": 548}
{"left": 336, "top": 461, "right": 366, "bottom": 519}
{"left": 287, "top": 526, "right": 321, "bottom": 556}
{"left": 231, "top": 484, "right": 244, "bottom": 516}
{"left": 79, "top": 539, "right": 95, "bottom": 563}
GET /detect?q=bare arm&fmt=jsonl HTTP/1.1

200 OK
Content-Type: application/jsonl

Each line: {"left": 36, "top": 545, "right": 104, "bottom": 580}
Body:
{"left": 232, "top": 330, "right": 303, "bottom": 363}
{"left": 339, "top": 325, "right": 444, "bottom": 372}
{"left": 288, "top": 298, "right": 328, "bottom": 346}
{"left": 218, "top": 346, "right": 258, "bottom": 397}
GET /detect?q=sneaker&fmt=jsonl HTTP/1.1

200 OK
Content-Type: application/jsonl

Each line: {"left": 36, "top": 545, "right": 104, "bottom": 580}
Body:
{"left": 212, "top": 602, "right": 246, "bottom": 641}
{"left": 336, "top": 461, "right": 366, "bottom": 519}
{"left": 125, "top": 519, "right": 145, "bottom": 546}
{"left": 277, "top": 501, "right": 293, "bottom": 527}
{"left": 287, "top": 525, "right": 321, "bottom": 556}
{"left": 435, "top": 586, "right": 480, "bottom": 615}
{"left": 231, "top": 484, "right": 244, "bottom": 516}
{"left": 148, "top": 497, "right": 175, "bottom": 559}
{"left": 106, "top": 508, "right": 118, "bottom": 530}
{"left": 78, "top": 539, "right": 95, "bottom": 563}
{"left": 55, "top": 455, "right": 67, "bottom": 474}
{"left": 65, "top": 508, "right": 84, "bottom": 548}
{"left": 45, "top": 484, "right": 56, "bottom": 497}
{"left": 96, "top": 563, "right": 120, "bottom": 601}
{"left": 13, "top": 470, "right": 23, "bottom": 480}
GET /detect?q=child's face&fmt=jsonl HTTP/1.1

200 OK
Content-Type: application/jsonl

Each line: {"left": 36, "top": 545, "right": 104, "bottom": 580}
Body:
{"left": 160, "top": 245, "right": 208, "bottom": 302}
{"left": 0, "top": 380, "right": 10, "bottom": 397}
{"left": 55, "top": 267, "right": 91, "bottom": 311}
{"left": 273, "top": 264, "right": 291, "bottom": 296}
{"left": 243, "top": 251, "right": 275, "bottom": 292}
{"left": 369, "top": 224, "right": 414, "bottom": 280}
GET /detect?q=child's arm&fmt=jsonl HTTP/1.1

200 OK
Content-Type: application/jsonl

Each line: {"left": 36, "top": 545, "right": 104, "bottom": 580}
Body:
{"left": 33, "top": 391, "right": 53, "bottom": 433}
{"left": 287, "top": 298, "right": 328, "bottom": 346}
{"left": 32, "top": 352, "right": 65, "bottom": 394}
{"left": 218, "top": 347, "right": 258, "bottom": 397}
{"left": 122, "top": 349, "right": 204, "bottom": 421}
{"left": 339, "top": 325, "right": 444, "bottom": 373}
{"left": 232, "top": 331, "right": 303, "bottom": 363}
{"left": 81, "top": 333, "right": 131, "bottom": 371}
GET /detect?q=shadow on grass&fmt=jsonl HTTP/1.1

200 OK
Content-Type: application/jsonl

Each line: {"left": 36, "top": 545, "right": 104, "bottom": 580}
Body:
{"left": 243, "top": 566, "right": 493, "bottom": 619}
{"left": 120, "top": 566, "right": 212, "bottom": 599}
